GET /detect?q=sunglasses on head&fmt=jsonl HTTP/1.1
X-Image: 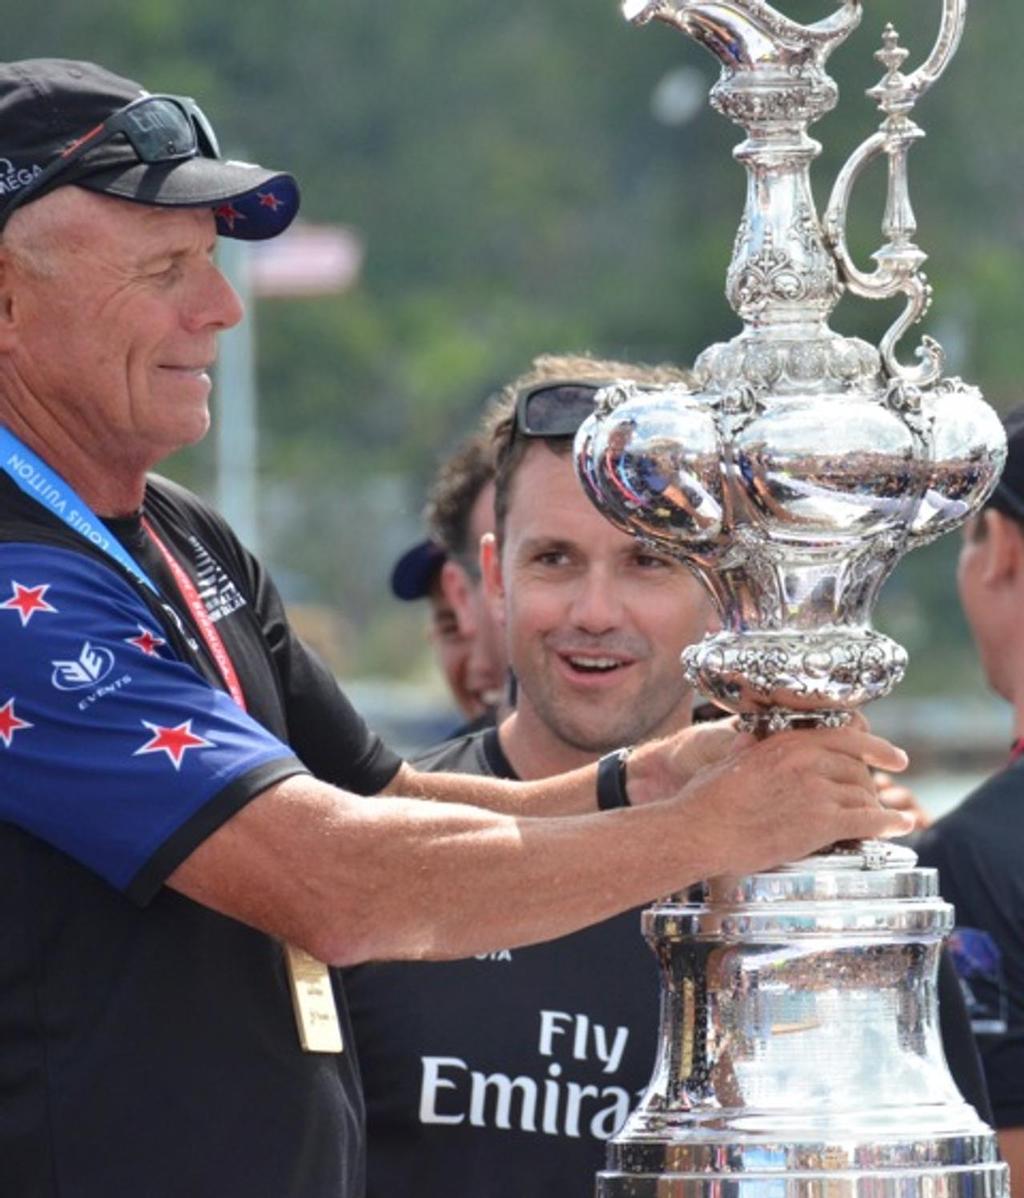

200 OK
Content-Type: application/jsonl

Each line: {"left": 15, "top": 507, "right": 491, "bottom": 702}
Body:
{"left": 992, "top": 478, "right": 1024, "bottom": 522}
{"left": 3, "top": 93, "right": 220, "bottom": 225}
{"left": 513, "top": 380, "right": 608, "bottom": 440}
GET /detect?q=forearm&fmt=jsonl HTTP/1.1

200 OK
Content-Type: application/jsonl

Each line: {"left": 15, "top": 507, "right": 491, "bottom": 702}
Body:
{"left": 328, "top": 792, "right": 705, "bottom": 962}
{"left": 168, "top": 725, "right": 913, "bottom": 969}
{"left": 385, "top": 727, "right": 707, "bottom": 816}
{"left": 388, "top": 760, "right": 600, "bottom": 816}
{"left": 170, "top": 774, "right": 706, "bottom": 966}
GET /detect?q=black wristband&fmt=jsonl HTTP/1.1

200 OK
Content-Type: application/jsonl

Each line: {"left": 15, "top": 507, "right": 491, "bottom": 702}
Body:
{"left": 596, "top": 747, "right": 632, "bottom": 811}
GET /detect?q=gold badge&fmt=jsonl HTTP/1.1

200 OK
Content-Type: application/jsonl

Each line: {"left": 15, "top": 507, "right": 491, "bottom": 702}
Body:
{"left": 284, "top": 943, "right": 344, "bottom": 1054}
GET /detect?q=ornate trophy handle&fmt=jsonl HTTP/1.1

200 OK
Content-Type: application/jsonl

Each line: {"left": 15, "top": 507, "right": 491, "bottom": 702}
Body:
{"left": 622, "top": 0, "right": 862, "bottom": 68}
{"left": 899, "top": 0, "right": 967, "bottom": 102}
{"left": 822, "top": 0, "right": 966, "bottom": 386}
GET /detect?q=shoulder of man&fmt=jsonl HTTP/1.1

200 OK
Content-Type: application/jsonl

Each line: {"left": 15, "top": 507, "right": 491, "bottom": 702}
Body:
{"left": 412, "top": 724, "right": 513, "bottom": 779}
{"left": 144, "top": 472, "right": 264, "bottom": 606}
{"left": 915, "top": 761, "right": 1024, "bottom": 874}
{"left": 145, "top": 473, "right": 240, "bottom": 549}
{"left": 0, "top": 471, "right": 80, "bottom": 544}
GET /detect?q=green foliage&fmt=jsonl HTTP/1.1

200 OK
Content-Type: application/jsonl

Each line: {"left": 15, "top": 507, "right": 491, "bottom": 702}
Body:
{"left": 7, "top": 1, "right": 1023, "bottom": 688}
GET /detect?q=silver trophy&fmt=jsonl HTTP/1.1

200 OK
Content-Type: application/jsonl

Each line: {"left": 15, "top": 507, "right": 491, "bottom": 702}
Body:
{"left": 574, "top": 1, "right": 1009, "bottom": 1194}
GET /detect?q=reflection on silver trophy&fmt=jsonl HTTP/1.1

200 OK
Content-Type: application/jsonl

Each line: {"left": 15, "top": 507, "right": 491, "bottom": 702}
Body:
{"left": 574, "top": 0, "right": 1009, "bottom": 1194}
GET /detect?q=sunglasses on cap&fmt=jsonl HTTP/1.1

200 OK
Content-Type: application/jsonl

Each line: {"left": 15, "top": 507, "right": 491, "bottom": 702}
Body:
{"left": 3, "top": 93, "right": 220, "bottom": 224}
{"left": 513, "top": 380, "right": 609, "bottom": 439}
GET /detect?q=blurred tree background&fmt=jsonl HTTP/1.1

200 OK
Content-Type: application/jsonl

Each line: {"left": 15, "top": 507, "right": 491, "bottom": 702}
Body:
{"left": 7, "top": 0, "right": 1022, "bottom": 722}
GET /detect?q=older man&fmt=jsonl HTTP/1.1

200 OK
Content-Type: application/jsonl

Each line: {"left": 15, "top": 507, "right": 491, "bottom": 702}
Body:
{"left": 348, "top": 358, "right": 987, "bottom": 1197}
{"left": 0, "top": 60, "right": 911, "bottom": 1198}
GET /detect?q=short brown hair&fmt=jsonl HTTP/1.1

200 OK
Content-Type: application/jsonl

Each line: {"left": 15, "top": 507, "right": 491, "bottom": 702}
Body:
{"left": 424, "top": 430, "right": 495, "bottom": 557}
{"left": 488, "top": 353, "right": 695, "bottom": 539}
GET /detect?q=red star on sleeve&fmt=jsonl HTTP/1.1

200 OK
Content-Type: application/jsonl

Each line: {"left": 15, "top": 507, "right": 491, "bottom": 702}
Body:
{"left": 126, "top": 625, "right": 167, "bottom": 656}
{"left": 0, "top": 581, "right": 57, "bottom": 626}
{"left": 133, "top": 719, "right": 214, "bottom": 771}
{"left": 0, "top": 698, "right": 33, "bottom": 748}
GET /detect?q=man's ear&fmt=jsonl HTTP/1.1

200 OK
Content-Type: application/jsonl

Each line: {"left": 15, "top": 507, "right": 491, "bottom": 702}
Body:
{"left": 480, "top": 532, "right": 506, "bottom": 628}
{"left": 438, "top": 559, "right": 477, "bottom": 639}
{"left": 0, "top": 248, "right": 20, "bottom": 349}
{"left": 980, "top": 510, "right": 1023, "bottom": 587}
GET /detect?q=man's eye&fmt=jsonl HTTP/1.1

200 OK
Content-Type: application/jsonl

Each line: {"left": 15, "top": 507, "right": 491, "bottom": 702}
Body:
{"left": 147, "top": 259, "right": 182, "bottom": 280}
{"left": 635, "top": 553, "right": 670, "bottom": 569}
{"left": 433, "top": 615, "right": 459, "bottom": 638}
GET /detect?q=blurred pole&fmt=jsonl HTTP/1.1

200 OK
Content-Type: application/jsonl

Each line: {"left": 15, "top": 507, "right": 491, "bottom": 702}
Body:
{"left": 215, "top": 237, "right": 261, "bottom": 554}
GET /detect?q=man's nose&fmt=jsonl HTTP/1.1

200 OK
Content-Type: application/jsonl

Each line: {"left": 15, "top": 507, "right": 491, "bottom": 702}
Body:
{"left": 568, "top": 568, "right": 623, "bottom": 633}
{"left": 185, "top": 261, "right": 244, "bottom": 333}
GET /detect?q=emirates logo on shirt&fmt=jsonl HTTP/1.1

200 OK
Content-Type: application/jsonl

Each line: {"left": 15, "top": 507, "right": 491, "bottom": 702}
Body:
{"left": 418, "top": 1009, "right": 636, "bottom": 1139}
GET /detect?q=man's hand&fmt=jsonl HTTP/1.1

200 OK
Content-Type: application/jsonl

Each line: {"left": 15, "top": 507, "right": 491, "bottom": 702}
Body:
{"left": 673, "top": 725, "right": 915, "bottom": 878}
{"left": 874, "top": 771, "right": 932, "bottom": 831}
{"left": 628, "top": 712, "right": 908, "bottom": 810}
{"left": 626, "top": 719, "right": 740, "bottom": 806}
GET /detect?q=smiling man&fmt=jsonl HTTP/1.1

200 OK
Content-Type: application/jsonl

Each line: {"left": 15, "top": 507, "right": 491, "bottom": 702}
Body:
{"left": 346, "top": 356, "right": 718, "bottom": 1197}
{"left": 347, "top": 355, "right": 992, "bottom": 1198}
{"left": 484, "top": 362, "right": 710, "bottom": 778}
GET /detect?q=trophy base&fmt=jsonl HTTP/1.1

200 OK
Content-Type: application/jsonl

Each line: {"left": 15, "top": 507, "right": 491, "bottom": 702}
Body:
{"left": 597, "top": 1162, "right": 1007, "bottom": 1198}
{"left": 597, "top": 849, "right": 1008, "bottom": 1198}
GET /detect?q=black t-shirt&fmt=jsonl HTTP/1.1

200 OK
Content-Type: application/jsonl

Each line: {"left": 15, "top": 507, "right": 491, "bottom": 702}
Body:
{"left": 344, "top": 727, "right": 660, "bottom": 1198}
{"left": 345, "top": 728, "right": 994, "bottom": 1198}
{"left": 916, "top": 760, "right": 1024, "bottom": 1128}
{"left": 0, "top": 471, "right": 402, "bottom": 1198}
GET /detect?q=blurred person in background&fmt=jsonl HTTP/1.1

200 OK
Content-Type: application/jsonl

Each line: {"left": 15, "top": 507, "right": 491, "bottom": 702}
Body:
{"left": 347, "top": 355, "right": 984, "bottom": 1197}
{"left": 390, "top": 428, "right": 507, "bottom": 730}
{"left": 916, "top": 404, "right": 1024, "bottom": 1193}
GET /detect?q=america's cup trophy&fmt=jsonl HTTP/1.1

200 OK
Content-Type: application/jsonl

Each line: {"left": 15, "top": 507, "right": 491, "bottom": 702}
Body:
{"left": 574, "top": 1, "right": 1009, "bottom": 1194}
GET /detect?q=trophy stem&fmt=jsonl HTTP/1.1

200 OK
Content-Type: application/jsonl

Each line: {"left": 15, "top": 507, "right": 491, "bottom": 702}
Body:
{"left": 725, "top": 124, "right": 841, "bottom": 335}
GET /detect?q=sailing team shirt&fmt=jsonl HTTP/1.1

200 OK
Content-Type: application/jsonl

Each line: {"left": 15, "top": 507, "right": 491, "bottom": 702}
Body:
{"left": 0, "top": 540, "right": 302, "bottom": 901}
{"left": 0, "top": 465, "right": 399, "bottom": 1198}
{"left": 345, "top": 726, "right": 661, "bottom": 1198}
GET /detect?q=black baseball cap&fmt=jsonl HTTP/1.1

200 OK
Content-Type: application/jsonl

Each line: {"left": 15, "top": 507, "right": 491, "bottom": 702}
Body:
{"left": 989, "top": 405, "right": 1024, "bottom": 521}
{"left": 0, "top": 58, "right": 298, "bottom": 239}
{"left": 390, "top": 539, "right": 447, "bottom": 601}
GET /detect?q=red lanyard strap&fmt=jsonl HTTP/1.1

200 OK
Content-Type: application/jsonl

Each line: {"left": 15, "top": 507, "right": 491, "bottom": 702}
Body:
{"left": 141, "top": 517, "right": 247, "bottom": 712}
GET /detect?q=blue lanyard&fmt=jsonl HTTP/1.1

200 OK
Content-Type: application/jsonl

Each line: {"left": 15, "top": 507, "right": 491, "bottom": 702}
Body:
{"left": 0, "top": 427, "right": 159, "bottom": 594}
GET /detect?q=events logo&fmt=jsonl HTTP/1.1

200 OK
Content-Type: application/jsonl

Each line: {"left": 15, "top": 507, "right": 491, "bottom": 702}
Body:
{"left": 51, "top": 642, "right": 116, "bottom": 691}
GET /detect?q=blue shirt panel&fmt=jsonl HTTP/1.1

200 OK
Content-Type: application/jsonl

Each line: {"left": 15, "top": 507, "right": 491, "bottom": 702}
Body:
{"left": 0, "top": 541, "right": 297, "bottom": 892}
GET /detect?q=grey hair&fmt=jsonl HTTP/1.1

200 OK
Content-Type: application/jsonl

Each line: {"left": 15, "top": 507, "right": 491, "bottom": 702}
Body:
{"left": 0, "top": 188, "right": 87, "bottom": 279}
